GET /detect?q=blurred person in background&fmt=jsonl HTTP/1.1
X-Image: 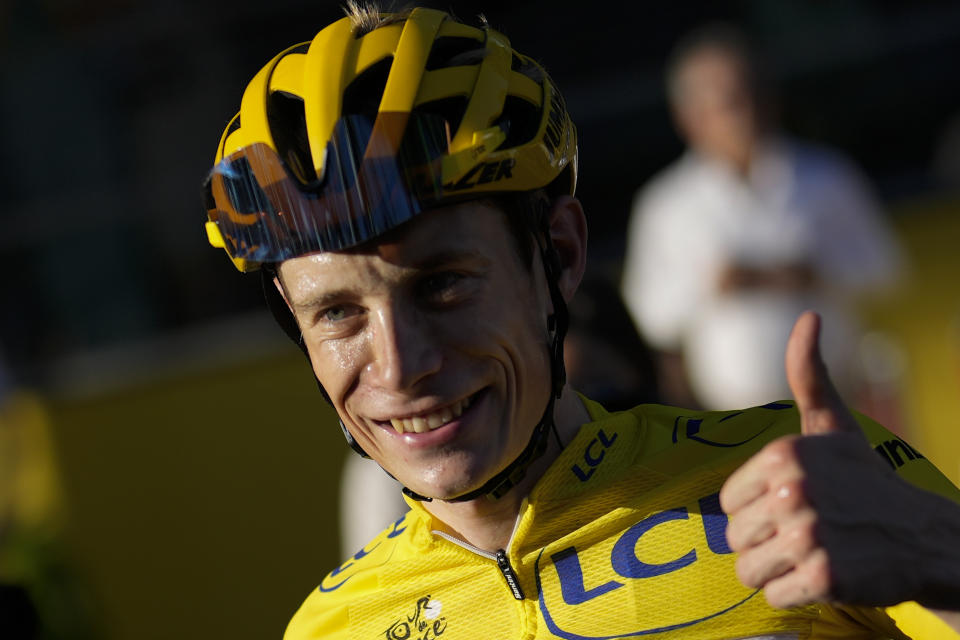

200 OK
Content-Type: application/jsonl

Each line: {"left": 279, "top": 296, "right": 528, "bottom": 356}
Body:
{"left": 0, "top": 354, "right": 98, "bottom": 639}
{"left": 0, "top": 355, "right": 40, "bottom": 638}
{"left": 621, "top": 24, "right": 902, "bottom": 411}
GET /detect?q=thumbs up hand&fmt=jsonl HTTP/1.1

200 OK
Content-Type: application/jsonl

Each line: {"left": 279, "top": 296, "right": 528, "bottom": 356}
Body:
{"left": 783, "top": 311, "right": 863, "bottom": 438}
{"left": 719, "top": 312, "right": 959, "bottom": 612}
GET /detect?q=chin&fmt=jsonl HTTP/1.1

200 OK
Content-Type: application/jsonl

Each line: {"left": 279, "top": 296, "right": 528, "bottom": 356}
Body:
{"left": 412, "top": 465, "right": 493, "bottom": 502}
{"left": 414, "top": 478, "right": 478, "bottom": 501}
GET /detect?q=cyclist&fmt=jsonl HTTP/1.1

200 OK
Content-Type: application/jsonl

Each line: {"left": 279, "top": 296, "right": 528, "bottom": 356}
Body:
{"left": 202, "top": 4, "right": 960, "bottom": 638}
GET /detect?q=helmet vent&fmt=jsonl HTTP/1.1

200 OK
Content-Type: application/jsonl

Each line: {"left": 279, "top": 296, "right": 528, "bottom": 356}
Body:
{"left": 343, "top": 57, "right": 393, "bottom": 119}
{"left": 267, "top": 91, "right": 316, "bottom": 184}
{"left": 511, "top": 54, "right": 545, "bottom": 83}
{"left": 414, "top": 96, "right": 467, "bottom": 144}
{"left": 425, "top": 37, "right": 486, "bottom": 71}
{"left": 226, "top": 114, "right": 242, "bottom": 137}
{"left": 493, "top": 95, "right": 539, "bottom": 149}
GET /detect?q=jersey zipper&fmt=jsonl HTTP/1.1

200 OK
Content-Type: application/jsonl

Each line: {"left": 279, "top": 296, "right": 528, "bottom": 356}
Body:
{"left": 495, "top": 549, "right": 525, "bottom": 599}
{"left": 432, "top": 531, "right": 525, "bottom": 600}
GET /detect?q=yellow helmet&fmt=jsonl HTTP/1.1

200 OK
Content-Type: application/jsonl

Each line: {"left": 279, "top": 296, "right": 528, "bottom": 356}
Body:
{"left": 203, "top": 6, "right": 578, "bottom": 272}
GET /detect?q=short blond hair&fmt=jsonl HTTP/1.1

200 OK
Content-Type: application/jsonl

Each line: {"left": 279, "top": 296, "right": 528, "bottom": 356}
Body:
{"left": 342, "top": 0, "right": 412, "bottom": 36}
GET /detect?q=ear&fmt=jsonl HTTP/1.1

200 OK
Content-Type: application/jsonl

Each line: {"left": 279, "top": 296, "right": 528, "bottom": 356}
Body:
{"left": 271, "top": 271, "right": 294, "bottom": 313}
{"left": 547, "top": 195, "right": 588, "bottom": 302}
{"left": 264, "top": 268, "right": 306, "bottom": 340}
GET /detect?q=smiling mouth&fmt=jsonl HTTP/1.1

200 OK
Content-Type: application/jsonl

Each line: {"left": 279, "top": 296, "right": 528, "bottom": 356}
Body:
{"left": 387, "top": 393, "right": 477, "bottom": 434}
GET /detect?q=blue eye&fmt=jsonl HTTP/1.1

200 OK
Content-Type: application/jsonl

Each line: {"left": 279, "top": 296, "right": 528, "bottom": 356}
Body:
{"left": 322, "top": 306, "right": 349, "bottom": 322}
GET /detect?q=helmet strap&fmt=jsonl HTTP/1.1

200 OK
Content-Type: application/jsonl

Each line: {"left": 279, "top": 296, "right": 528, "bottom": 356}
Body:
{"left": 340, "top": 419, "right": 371, "bottom": 459}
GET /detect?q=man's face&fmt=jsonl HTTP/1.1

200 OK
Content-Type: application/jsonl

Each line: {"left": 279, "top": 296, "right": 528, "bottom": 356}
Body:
{"left": 277, "top": 201, "right": 553, "bottom": 500}
{"left": 674, "top": 48, "right": 759, "bottom": 166}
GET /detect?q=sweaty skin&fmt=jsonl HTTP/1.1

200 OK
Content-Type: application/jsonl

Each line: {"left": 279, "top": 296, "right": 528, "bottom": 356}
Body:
{"left": 277, "top": 197, "right": 590, "bottom": 551}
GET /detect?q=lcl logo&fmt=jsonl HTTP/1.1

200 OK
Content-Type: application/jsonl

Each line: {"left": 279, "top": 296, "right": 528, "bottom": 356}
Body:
{"left": 535, "top": 492, "right": 761, "bottom": 639}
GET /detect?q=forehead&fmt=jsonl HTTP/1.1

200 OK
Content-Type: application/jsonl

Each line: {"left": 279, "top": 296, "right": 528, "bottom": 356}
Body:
{"left": 277, "top": 199, "right": 517, "bottom": 296}
{"left": 370, "top": 199, "right": 513, "bottom": 262}
{"left": 677, "top": 48, "right": 749, "bottom": 96}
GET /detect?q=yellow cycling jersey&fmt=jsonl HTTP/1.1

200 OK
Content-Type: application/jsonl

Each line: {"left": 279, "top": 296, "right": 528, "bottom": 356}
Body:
{"left": 285, "top": 398, "right": 960, "bottom": 640}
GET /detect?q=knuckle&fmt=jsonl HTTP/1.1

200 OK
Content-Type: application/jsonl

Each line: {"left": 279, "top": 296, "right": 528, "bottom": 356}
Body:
{"left": 770, "top": 478, "right": 808, "bottom": 513}
{"left": 782, "top": 514, "right": 818, "bottom": 551}
{"left": 762, "top": 436, "right": 800, "bottom": 469}
{"left": 729, "top": 515, "right": 775, "bottom": 552}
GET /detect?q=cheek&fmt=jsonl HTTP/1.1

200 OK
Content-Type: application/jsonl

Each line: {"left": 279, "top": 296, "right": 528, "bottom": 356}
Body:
{"left": 460, "top": 293, "right": 546, "bottom": 362}
{"left": 498, "top": 294, "right": 553, "bottom": 395}
{"left": 307, "top": 337, "right": 367, "bottom": 406}
{"left": 496, "top": 274, "right": 551, "bottom": 369}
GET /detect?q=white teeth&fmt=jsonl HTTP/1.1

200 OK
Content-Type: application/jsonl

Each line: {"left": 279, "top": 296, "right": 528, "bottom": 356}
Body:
{"left": 386, "top": 395, "right": 474, "bottom": 434}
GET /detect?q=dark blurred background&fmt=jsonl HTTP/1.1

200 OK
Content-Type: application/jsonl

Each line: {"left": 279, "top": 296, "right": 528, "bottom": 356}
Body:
{"left": 1, "top": 1, "right": 958, "bottom": 638}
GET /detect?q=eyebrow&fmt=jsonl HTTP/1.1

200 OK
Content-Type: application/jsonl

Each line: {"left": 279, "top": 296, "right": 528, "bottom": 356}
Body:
{"left": 284, "top": 246, "right": 492, "bottom": 311}
{"left": 408, "top": 248, "right": 490, "bottom": 272}
{"left": 275, "top": 271, "right": 345, "bottom": 311}
{"left": 289, "top": 288, "right": 355, "bottom": 312}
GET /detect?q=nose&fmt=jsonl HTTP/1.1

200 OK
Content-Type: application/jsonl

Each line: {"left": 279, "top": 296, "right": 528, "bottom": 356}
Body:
{"left": 364, "top": 302, "right": 443, "bottom": 392}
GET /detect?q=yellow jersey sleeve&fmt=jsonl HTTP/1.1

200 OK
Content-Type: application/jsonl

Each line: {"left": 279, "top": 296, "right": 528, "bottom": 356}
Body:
{"left": 886, "top": 601, "right": 960, "bottom": 639}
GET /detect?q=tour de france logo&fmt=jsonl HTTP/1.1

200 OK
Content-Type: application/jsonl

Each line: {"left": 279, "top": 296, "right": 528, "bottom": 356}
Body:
{"left": 384, "top": 595, "right": 446, "bottom": 640}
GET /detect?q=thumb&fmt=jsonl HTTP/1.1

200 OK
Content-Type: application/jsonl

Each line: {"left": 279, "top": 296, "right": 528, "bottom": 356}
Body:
{"left": 786, "top": 311, "right": 860, "bottom": 436}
